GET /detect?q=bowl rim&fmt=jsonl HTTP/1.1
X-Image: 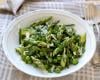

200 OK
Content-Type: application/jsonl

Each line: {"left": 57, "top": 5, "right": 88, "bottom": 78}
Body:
{"left": 2, "top": 9, "right": 96, "bottom": 78}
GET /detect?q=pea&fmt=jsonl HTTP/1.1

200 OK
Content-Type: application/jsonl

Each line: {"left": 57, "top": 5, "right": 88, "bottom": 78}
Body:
{"left": 72, "top": 58, "right": 78, "bottom": 65}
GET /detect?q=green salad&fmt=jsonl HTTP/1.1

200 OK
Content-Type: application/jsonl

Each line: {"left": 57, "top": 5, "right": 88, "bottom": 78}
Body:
{"left": 16, "top": 16, "right": 86, "bottom": 73}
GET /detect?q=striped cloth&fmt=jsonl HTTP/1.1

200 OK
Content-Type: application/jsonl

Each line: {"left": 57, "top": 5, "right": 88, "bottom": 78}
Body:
{"left": 0, "top": 1, "right": 99, "bottom": 80}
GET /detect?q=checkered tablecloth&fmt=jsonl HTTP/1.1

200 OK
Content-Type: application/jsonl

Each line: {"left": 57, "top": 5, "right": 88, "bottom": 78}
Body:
{"left": 0, "top": 0, "right": 100, "bottom": 80}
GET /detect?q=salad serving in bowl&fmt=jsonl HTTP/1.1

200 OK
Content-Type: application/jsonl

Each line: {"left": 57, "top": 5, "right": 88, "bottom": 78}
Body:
{"left": 2, "top": 9, "right": 96, "bottom": 78}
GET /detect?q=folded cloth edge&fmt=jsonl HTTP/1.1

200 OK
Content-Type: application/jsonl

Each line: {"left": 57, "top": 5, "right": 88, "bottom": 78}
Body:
{"left": 7, "top": 0, "right": 24, "bottom": 14}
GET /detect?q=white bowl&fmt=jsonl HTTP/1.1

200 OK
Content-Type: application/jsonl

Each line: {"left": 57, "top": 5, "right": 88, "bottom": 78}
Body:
{"left": 2, "top": 9, "right": 96, "bottom": 78}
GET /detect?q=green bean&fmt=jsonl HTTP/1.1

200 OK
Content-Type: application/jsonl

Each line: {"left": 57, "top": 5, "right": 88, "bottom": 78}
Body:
{"left": 53, "top": 46, "right": 63, "bottom": 56}
{"left": 80, "top": 33, "right": 86, "bottom": 44}
{"left": 60, "top": 48, "right": 67, "bottom": 67}
{"left": 65, "top": 24, "right": 75, "bottom": 26}
{"left": 31, "top": 56, "right": 46, "bottom": 70}
{"left": 31, "top": 16, "right": 52, "bottom": 27}
{"left": 48, "top": 20, "right": 60, "bottom": 31}
{"left": 16, "top": 47, "right": 24, "bottom": 54}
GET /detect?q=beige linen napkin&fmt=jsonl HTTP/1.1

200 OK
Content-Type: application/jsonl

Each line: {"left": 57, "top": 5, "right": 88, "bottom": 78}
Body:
{"left": 0, "top": 0, "right": 24, "bottom": 14}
